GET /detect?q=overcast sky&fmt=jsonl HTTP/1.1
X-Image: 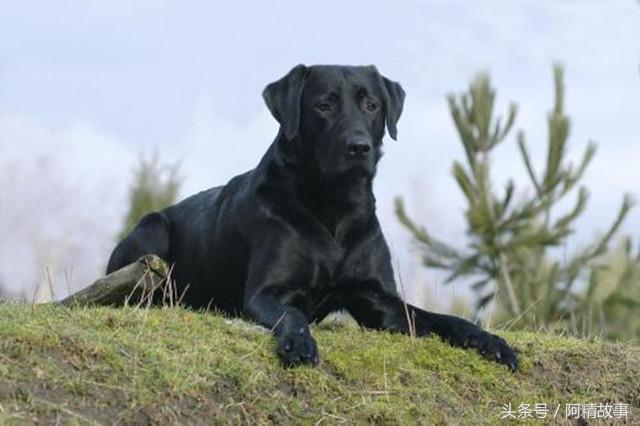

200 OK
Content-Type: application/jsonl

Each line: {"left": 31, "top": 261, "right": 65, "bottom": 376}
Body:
{"left": 1, "top": 1, "right": 639, "bottom": 307}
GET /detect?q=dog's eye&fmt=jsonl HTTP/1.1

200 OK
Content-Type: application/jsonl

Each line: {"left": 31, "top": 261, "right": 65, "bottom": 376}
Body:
{"left": 366, "top": 101, "right": 379, "bottom": 112}
{"left": 315, "top": 102, "right": 332, "bottom": 112}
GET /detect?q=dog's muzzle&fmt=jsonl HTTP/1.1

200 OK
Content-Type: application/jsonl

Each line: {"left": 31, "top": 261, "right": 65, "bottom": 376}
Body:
{"left": 346, "top": 138, "right": 372, "bottom": 158}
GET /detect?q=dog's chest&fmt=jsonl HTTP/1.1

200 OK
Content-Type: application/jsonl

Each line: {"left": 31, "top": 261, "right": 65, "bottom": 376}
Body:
{"left": 303, "top": 250, "right": 365, "bottom": 321}
{"left": 304, "top": 239, "right": 365, "bottom": 296}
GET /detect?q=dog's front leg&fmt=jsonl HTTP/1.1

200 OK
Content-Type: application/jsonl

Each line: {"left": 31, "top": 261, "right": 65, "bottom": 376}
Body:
{"left": 244, "top": 289, "right": 318, "bottom": 367}
{"left": 411, "top": 306, "right": 518, "bottom": 371}
{"left": 343, "top": 282, "right": 518, "bottom": 371}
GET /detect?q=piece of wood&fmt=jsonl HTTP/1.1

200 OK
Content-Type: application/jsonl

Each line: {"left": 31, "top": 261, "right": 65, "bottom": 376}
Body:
{"left": 57, "top": 255, "right": 169, "bottom": 307}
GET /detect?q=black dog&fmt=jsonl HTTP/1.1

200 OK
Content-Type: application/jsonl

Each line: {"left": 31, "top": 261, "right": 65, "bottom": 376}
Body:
{"left": 107, "top": 64, "right": 518, "bottom": 370}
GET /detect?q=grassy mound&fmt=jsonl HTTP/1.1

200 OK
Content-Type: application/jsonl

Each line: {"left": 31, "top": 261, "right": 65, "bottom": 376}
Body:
{"left": 0, "top": 303, "right": 638, "bottom": 424}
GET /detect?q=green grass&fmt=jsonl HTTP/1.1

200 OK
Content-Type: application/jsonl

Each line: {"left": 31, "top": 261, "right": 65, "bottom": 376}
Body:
{"left": 0, "top": 303, "right": 638, "bottom": 424}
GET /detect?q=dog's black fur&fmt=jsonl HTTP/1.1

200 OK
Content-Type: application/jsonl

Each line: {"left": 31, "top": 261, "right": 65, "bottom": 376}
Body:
{"left": 107, "top": 64, "right": 518, "bottom": 370}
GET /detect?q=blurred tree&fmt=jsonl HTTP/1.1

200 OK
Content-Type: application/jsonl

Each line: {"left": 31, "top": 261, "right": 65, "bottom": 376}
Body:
{"left": 396, "top": 65, "right": 639, "bottom": 339}
{"left": 581, "top": 237, "right": 640, "bottom": 340}
{"left": 118, "top": 155, "right": 181, "bottom": 240}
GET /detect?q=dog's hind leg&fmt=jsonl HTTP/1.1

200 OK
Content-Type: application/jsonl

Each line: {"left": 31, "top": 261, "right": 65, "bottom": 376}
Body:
{"left": 106, "top": 212, "right": 171, "bottom": 274}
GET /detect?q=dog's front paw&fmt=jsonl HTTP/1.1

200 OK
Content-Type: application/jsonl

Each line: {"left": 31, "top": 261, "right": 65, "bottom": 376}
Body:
{"left": 458, "top": 328, "right": 518, "bottom": 371}
{"left": 276, "top": 327, "right": 318, "bottom": 367}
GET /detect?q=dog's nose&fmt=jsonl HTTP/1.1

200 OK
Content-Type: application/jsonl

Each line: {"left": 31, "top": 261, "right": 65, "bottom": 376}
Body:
{"left": 346, "top": 139, "right": 372, "bottom": 157}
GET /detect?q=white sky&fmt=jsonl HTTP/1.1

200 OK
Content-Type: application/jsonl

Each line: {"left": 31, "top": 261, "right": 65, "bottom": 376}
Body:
{"left": 1, "top": 0, "right": 639, "bottom": 308}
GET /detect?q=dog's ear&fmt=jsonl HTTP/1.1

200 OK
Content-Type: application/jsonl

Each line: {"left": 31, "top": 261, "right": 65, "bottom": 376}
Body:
{"left": 371, "top": 67, "right": 406, "bottom": 140}
{"left": 263, "top": 64, "right": 308, "bottom": 141}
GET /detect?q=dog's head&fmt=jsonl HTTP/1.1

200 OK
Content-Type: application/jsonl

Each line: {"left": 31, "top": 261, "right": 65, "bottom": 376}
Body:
{"left": 263, "top": 65, "right": 405, "bottom": 179}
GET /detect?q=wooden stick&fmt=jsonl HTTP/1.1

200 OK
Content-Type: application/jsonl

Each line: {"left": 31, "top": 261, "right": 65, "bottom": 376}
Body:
{"left": 57, "top": 255, "right": 169, "bottom": 307}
